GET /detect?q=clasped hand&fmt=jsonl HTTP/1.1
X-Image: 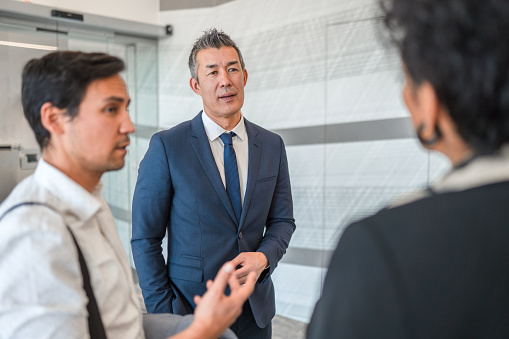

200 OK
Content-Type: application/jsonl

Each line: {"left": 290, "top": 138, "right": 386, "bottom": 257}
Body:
{"left": 230, "top": 252, "right": 268, "bottom": 284}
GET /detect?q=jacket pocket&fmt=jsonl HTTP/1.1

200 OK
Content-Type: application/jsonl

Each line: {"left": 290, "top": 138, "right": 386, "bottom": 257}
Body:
{"left": 180, "top": 254, "right": 204, "bottom": 268}
{"left": 169, "top": 263, "right": 203, "bottom": 283}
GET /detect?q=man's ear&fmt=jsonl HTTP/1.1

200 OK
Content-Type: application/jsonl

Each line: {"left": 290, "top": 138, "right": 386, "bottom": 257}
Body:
{"left": 243, "top": 69, "right": 248, "bottom": 86}
{"left": 40, "top": 102, "right": 66, "bottom": 135}
{"left": 189, "top": 77, "right": 201, "bottom": 96}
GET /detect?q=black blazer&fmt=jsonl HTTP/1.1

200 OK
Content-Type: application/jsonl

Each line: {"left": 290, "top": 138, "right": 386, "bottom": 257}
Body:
{"left": 308, "top": 181, "right": 509, "bottom": 338}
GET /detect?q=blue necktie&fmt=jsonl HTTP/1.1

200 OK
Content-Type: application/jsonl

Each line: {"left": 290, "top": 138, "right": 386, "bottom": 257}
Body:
{"left": 220, "top": 132, "right": 242, "bottom": 223}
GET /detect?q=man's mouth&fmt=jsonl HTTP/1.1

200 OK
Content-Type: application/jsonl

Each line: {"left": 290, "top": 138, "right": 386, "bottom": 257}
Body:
{"left": 219, "top": 93, "right": 236, "bottom": 102}
{"left": 115, "top": 139, "right": 130, "bottom": 152}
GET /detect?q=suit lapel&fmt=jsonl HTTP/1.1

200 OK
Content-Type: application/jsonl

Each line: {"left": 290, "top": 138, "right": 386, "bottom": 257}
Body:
{"left": 190, "top": 112, "right": 238, "bottom": 226}
{"left": 239, "top": 119, "right": 261, "bottom": 230}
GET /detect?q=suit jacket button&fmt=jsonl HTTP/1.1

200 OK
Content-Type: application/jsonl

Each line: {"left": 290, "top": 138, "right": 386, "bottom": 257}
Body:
{"left": 238, "top": 232, "right": 243, "bottom": 239}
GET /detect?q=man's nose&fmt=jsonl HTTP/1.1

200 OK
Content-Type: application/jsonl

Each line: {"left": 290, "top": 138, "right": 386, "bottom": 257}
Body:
{"left": 219, "top": 71, "right": 232, "bottom": 88}
{"left": 120, "top": 110, "right": 135, "bottom": 134}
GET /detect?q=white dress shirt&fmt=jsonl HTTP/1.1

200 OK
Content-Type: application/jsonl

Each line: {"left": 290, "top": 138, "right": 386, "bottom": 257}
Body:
{"left": 0, "top": 159, "right": 144, "bottom": 339}
{"left": 202, "top": 111, "right": 249, "bottom": 205}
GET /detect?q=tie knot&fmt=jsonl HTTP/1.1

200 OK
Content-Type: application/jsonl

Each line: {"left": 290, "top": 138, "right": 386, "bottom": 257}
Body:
{"left": 220, "top": 132, "right": 235, "bottom": 146}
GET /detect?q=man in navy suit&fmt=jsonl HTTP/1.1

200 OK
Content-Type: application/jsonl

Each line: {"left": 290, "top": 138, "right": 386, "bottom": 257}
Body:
{"left": 132, "top": 28, "right": 295, "bottom": 339}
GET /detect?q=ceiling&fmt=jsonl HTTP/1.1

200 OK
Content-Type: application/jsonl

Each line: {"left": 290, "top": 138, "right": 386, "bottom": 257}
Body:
{"left": 160, "top": 0, "right": 236, "bottom": 11}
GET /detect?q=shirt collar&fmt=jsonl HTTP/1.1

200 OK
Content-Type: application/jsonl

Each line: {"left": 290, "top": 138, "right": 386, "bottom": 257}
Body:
{"left": 201, "top": 110, "right": 247, "bottom": 142}
{"left": 432, "top": 144, "right": 509, "bottom": 193}
{"left": 389, "top": 144, "right": 509, "bottom": 208}
{"left": 34, "top": 159, "right": 103, "bottom": 223}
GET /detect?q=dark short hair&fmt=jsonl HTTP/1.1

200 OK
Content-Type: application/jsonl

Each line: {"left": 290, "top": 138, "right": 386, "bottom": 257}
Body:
{"left": 21, "top": 51, "right": 125, "bottom": 149}
{"left": 188, "top": 28, "right": 245, "bottom": 82}
{"left": 381, "top": 0, "right": 509, "bottom": 153}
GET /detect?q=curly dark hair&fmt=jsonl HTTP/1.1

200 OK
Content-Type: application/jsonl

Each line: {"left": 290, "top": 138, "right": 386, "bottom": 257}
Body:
{"left": 21, "top": 51, "right": 125, "bottom": 149}
{"left": 381, "top": 0, "right": 509, "bottom": 153}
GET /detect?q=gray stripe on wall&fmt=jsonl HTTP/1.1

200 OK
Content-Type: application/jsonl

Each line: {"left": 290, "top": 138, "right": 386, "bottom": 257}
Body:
{"left": 109, "top": 205, "right": 132, "bottom": 223}
{"left": 134, "top": 117, "right": 415, "bottom": 145}
{"left": 281, "top": 247, "right": 334, "bottom": 268}
{"left": 133, "top": 124, "right": 160, "bottom": 140}
{"left": 274, "top": 117, "right": 415, "bottom": 146}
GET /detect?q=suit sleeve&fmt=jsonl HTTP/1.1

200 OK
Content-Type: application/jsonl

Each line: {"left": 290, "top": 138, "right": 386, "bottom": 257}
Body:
{"left": 256, "top": 136, "right": 296, "bottom": 279}
{"left": 306, "top": 220, "right": 408, "bottom": 338}
{"left": 131, "top": 133, "right": 174, "bottom": 313}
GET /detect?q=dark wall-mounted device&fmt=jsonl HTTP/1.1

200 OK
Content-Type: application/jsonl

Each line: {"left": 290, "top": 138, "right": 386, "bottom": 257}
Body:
{"left": 165, "top": 25, "right": 173, "bottom": 36}
{"left": 51, "top": 10, "right": 84, "bottom": 22}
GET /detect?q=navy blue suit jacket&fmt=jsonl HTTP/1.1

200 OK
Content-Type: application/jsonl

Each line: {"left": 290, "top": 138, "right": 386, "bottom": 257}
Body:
{"left": 131, "top": 112, "right": 295, "bottom": 328}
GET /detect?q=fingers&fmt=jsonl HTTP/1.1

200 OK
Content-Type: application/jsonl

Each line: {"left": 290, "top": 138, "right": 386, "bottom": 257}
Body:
{"left": 234, "top": 261, "right": 261, "bottom": 284}
{"left": 237, "top": 275, "right": 248, "bottom": 285}
{"left": 206, "top": 280, "right": 213, "bottom": 289}
{"left": 234, "top": 265, "right": 250, "bottom": 278}
{"left": 228, "top": 270, "right": 241, "bottom": 291}
{"left": 245, "top": 271, "right": 256, "bottom": 286}
{"left": 242, "top": 272, "right": 256, "bottom": 296}
{"left": 229, "top": 255, "right": 243, "bottom": 268}
{"left": 193, "top": 263, "right": 235, "bottom": 307}
{"left": 208, "top": 263, "right": 234, "bottom": 295}
{"left": 231, "top": 271, "right": 256, "bottom": 302}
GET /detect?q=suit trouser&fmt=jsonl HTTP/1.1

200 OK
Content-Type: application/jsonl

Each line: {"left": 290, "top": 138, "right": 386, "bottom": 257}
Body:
{"left": 143, "top": 313, "right": 237, "bottom": 339}
{"left": 230, "top": 301, "right": 272, "bottom": 339}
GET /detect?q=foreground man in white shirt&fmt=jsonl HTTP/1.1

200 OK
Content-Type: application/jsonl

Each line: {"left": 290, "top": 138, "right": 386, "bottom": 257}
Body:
{"left": 0, "top": 51, "right": 255, "bottom": 339}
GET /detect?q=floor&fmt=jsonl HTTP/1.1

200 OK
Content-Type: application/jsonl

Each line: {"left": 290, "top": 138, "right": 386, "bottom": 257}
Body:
{"left": 272, "top": 315, "right": 307, "bottom": 339}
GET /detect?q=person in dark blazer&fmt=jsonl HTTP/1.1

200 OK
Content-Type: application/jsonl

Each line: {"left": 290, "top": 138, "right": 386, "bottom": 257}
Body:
{"left": 132, "top": 28, "right": 295, "bottom": 339}
{"left": 307, "top": 0, "right": 509, "bottom": 337}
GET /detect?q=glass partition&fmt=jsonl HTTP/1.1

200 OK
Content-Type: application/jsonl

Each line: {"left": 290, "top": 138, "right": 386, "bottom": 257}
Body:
{"left": 0, "top": 14, "right": 158, "bottom": 267}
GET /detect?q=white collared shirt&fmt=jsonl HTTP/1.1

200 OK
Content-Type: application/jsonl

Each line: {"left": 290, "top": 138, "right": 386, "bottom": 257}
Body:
{"left": 0, "top": 159, "right": 144, "bottom": 339}
{"left": 202, "top": 111, "right": 249, "bottom": 205}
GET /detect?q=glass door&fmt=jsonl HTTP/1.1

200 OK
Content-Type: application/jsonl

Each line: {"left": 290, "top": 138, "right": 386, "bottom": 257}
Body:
{"left": 0, "top": 15, "right": 159, "bottom": 266}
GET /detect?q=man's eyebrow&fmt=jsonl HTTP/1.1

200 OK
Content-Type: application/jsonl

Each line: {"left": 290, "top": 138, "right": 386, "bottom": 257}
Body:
{"left": 204, "top": 61, "right": 239, "bottom": 69}
{"left": 104, "top": 96, "right": 129, "bottom": 103}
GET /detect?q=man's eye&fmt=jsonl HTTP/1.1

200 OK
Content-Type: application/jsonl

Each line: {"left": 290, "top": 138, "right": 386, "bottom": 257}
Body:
{"left": 105, "top": 106, "right": 118, "bottom": 114}
{"left": 228, "top": 68, "right": 238, "bottom": 72}
{"left": 208, "top": 71, "right": 217, "bottom": 76}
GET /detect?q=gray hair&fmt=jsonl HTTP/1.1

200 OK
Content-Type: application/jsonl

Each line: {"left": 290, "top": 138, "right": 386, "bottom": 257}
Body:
{"left": 188, "top": 28, "right": 245, "bottom": 82}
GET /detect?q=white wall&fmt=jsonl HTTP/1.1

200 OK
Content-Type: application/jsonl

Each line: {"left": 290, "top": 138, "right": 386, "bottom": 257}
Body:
{"left": 13, "top": 0, "right": 159, "bottom": 24}
{"left": 158, "top": 0, "right": 372, "bottom": 42}
{"left": 157, "top": 0, "right": 380, "bottom": 128}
